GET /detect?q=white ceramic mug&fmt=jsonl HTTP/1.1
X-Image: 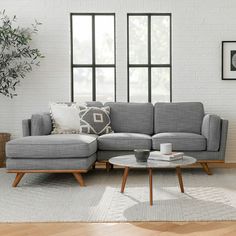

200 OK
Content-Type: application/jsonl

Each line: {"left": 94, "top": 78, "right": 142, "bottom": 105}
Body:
{"left": 160, "top": 143, "right": 172, "bottom": 155}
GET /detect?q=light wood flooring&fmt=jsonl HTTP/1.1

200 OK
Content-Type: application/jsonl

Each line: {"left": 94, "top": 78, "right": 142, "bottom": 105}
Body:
{"left": 0, "top": 222, "right": 236, "bottom": 236}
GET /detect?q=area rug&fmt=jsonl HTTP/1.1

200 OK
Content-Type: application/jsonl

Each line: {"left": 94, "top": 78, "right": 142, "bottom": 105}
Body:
{"left": 0, "top": 168, "right": 236, "bottom": 222}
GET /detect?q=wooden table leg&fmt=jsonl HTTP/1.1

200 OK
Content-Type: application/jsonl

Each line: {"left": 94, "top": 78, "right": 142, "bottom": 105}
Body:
{"left": 176, "top": 166, "right": 184, "bottom": 193}
{"left": 149, "top": 168, "right": 153, "bottom": 206}
{"left": 121, "top": 167, "right": 129, "bottom": 193}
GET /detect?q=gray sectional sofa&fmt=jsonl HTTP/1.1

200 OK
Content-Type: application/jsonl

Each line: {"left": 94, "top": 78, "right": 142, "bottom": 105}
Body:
{"left": 6, "top": 102, "right": 228, "bottom": 187}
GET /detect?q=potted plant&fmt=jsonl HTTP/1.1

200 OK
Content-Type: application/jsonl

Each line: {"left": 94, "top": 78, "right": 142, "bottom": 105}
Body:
{"left": 0, "top": 133, "right": 10, "bottom": 167}
{"left": 0, "top": 11, "right": 44, "bottom": 166}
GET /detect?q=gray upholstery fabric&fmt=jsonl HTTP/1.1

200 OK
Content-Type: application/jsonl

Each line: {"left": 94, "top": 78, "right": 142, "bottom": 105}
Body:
{"left": 98, "top": 120, "right": 228, "bottom": 161}
{"left": 97, "top": 150, "right": 224, "bottom": 162}
{"left": 6, "top": 134, "right": 97, "bottom": 158}
{"left": 22, "top": 119, "right": 31, "bottom": 137}
{"left": 201, "top": 114, "right": 221, "bottom": 151}
{"left": 98, "top": 133, "right": 152, "bottom": 150}
{"left": 154, "top": 102, "right": 204, "bottom": 134}
{"left": 177, "top": 151, "right": 223, "bottom": 161}
{"left": 6, "top": 154, "right": 96, "bottom": 170}
{"left": 219, "top": 119, "right": 228, "bottom": 159}
{"left": 182, "top": 120, "right": 228, "bottom": 160}
{"left": 17, "top": 104, "right": 228, "bottom": 167}
{"left": 152, "top": 132, "right": 206, "bottom": 151}
{"left": 31, "top": 113, "right": 52, "bottom": 135}
{"left": 86, "top": 101, "right": 104, "bottom": 108}
{"left": 97, "top": 150, "right": 134, "bottom": 161}
{"left": 104, "top": 102, "right": 153, "bottom": 135}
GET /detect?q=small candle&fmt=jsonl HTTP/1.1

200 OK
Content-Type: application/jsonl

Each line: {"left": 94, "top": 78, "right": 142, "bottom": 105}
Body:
{"left": 160, "top": 143, "right": 172, "bottom": 155}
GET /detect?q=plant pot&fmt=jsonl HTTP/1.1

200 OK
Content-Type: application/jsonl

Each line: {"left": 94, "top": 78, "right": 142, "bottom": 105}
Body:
{"left": 0, "top": 133, "right": 10, "bottom": 167}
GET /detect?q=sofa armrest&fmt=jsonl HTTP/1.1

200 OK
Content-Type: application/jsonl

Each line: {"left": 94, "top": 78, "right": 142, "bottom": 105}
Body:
{"left": 22, "top": 119, "right": 31, "bottom": 137}
{"left": 201, "top": 114, "right": 221, "bottom": 151}
{"left": 31, "top": 113, "right": 52, "bottom": 136}
{"left": 219, "top": 119, "right": 228, "bottom": 155}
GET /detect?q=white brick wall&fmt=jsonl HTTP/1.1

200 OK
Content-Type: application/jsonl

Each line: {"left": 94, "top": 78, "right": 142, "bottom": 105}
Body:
{"left": 1, "top": 0, "right": 236, "bottom": 162}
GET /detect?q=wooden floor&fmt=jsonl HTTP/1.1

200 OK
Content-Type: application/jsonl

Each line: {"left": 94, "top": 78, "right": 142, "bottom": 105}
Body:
{"left": 0, "top": 222, "right": 236, "bottom": 236}
{"left": 0, "top": 165, "right": 236, "bottom": 236}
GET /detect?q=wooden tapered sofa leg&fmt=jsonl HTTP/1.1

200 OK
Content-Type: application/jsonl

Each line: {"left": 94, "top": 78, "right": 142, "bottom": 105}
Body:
{"left": 200, "top": 162, "right": 212, "bottom": 175}
{"left": 73, "top": 173, "right": 85, "bottom": 186}
{"left": 110, "top": 163, "right": 114, "bottom": 170}
{"left": 106, "top": 162, "right": 111, "bottom": 172}
{"left": 12, "top": 173, "right": 25, "bottom": 187}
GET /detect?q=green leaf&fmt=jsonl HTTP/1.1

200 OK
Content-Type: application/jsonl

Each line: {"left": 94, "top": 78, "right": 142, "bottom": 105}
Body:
{"left": 0, "top": 10, "right": 44, "bottom": 98}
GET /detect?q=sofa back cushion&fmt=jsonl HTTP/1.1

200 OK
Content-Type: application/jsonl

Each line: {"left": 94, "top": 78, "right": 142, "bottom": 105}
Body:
{"left": 104, "top": 102, "right": 153, "bottom": 135}
{"left": 154, "top": 102, "right": 204, "bottom": 134}
{"left": 85, "top": 101, "right": 104, "bottom": 108}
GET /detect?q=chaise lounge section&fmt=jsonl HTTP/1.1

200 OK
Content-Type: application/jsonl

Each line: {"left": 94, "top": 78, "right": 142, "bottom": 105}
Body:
{"left": 6, "top": 133, "right": 97, "bottom": 187}
{"left": 6, "top": 102, "right": 228, "bottom": 187}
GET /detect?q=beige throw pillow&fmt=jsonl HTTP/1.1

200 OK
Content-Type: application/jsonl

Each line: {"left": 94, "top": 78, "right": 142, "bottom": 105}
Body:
{"left": 50, "top": 103, "right": 80, "bottom": 134}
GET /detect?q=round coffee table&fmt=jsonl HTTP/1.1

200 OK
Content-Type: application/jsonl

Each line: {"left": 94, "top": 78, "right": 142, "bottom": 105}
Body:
{"left": 109, "top": 154, "right": 196, "bottom": 206}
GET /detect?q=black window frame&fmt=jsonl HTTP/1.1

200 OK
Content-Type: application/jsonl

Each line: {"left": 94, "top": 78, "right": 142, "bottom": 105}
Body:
{"left": 70, "top": 13, "right": 116, "bottom": 102}
{"left": 127, "top": 13, "right": 172, "bottom": 102}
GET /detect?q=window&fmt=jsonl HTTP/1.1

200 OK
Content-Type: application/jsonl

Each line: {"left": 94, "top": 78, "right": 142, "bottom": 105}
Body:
{"left": 127, "top": 13, "right": 172, "bottom": 102}
{"left": 71, "top": 13, "right": 116, "bottom": 103}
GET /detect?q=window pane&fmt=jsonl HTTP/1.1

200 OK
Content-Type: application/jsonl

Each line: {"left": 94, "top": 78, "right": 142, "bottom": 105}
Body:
{"left": 72, "top": 16, "right": 92, "bottom": 64}
{"left": 95, "top": 16, "right": 114, "bottom": 64}
{"left": 96, "top": 68, "right": 114, "bottom": 102}
{"left": 73, "top": 68, "right": 92, "bottom": 104}
{"left": 151, "top": 16, "right": 170, "bottom": 64}
{"left": 129, "top": 16, "right": 148, "bottom": 64}
{"left": 129, "top": 67, "right": 148, "bottom": 102}
{"left": 152, "top": 68, "right": 170, "bottom": 102}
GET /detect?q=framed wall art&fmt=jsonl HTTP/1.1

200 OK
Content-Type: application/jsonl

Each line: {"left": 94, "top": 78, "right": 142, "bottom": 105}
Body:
{"left": 222, "top": 41, "right": 236, "bottom": 80}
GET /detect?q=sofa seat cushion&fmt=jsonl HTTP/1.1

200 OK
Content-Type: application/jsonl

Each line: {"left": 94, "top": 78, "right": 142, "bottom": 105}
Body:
{"left": 152, "top": 133, "right": 206, "bottom": 151}
{"left": 6, "top": 134, "right": 97, "bottom": 159}
{"left": 98, "top": 133, "right": 152, "bottom": 151}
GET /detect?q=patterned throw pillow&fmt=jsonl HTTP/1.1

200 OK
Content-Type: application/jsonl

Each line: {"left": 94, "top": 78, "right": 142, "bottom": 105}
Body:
{"left": 50, "top": 103, "right": 80, "bottom": 134}
{"left": 79, "top": 106, "right": 113, "bottom": 135}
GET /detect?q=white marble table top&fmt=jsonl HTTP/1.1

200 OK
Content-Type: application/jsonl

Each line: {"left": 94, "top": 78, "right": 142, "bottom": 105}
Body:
{"left": 109, "top": 154, "right": 196, "bottom": 168}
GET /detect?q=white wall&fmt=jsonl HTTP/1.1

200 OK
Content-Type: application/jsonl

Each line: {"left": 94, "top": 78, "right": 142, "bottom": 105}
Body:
{"left": 1, "top": 0, "right": 236, "bottom": 162}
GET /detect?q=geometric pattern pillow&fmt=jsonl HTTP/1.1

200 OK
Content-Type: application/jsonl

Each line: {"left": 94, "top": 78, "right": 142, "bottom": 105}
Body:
{"left": 79, "top": 106, "right": 113, "bottom": 135}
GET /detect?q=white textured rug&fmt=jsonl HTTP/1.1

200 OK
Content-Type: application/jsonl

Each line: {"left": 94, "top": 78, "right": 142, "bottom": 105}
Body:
{"left": 0, "top": 168, "right": 236, "bottom": 222}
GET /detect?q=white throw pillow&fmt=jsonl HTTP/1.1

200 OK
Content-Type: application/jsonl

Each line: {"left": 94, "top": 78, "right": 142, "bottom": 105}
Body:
{"left": 50, "top": 103, "right": 80, "bottom": 134}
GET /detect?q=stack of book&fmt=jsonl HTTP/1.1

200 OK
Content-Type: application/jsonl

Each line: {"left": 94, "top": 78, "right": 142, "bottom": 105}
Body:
{"left": 149, "top": 151, "right": 184, "bottom": 162}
